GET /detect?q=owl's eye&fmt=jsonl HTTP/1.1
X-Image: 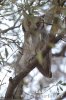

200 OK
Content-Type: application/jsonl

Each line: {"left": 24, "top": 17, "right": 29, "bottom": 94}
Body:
{"left": 27, "top": 21, "right": 31, "bottom": 27}
{"left": 36, "top": 22, "right": 40, "bottom": 28}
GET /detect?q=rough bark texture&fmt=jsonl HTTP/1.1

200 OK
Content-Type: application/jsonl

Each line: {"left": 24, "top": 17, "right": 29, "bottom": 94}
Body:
{"left": 4, "top": 57, "right": 37, "bottom": 99}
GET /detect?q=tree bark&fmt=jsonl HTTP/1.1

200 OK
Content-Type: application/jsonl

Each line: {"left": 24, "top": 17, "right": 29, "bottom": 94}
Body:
{"left": 4, "top": 55, "right": 38, "bottom": 100}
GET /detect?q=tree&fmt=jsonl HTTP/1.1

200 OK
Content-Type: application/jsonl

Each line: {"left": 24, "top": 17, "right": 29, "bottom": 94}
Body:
{"left": 0, "top": 0, "right": 66, "bottom": 100}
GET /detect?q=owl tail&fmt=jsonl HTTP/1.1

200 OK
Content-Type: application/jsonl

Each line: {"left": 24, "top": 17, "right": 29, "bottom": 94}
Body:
{"left": 37, "top": 53, "right": 52, "bottom": 78}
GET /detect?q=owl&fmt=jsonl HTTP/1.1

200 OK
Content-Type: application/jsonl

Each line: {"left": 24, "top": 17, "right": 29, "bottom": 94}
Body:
{"left": 19, "top": 15, "right": 52, "bottom": 78}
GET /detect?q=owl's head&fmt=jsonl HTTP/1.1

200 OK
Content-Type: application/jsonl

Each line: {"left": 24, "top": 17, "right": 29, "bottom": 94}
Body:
{"left": 22, "top": 15, "right": 44, "bottom": 33}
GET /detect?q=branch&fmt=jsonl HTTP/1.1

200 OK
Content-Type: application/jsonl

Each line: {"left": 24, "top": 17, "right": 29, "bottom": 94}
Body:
{"left": 4, "top": 56, "right": 38, "bottom": 100}
{"left": 56, "top": 91, "right": 66, "bottom": 100}
{"left": 0, "top": 24, "right": 21, "bottom": 34}
{"left": 42, "top": 34, "right": 64, "bottom": 57}
{"left": 4, "top": 34, "right": 64, "bottom": 100}
{"left": 52, "top": 45, "right": 66, "bottom": 57}
{"left": 61, "top": 0, "right": 66, "bottom": 6}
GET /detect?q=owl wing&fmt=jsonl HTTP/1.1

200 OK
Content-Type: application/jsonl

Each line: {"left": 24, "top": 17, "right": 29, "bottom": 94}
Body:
{"left": 37, "top": 52, "right": 52, "bottom": 78}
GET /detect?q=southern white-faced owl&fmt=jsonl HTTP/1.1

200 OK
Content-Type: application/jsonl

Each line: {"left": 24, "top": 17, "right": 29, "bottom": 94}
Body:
{"left": 19, "top": 15, "right": 52, "bottom": 78}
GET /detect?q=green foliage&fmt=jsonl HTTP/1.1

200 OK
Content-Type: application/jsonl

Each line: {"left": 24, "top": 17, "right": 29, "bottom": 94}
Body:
{"left": 59, "top": 86, "right": 63, "bottom": 91}
{"left": 5, "top": 48, "right": 8, "bottom": 58}
{"left": 0, "top": 0, "right": 66, "bottom": 99}
{"left": 0, "top": 53, "right": 4, "bottom": 65}
{"left": 61, "top": 83, "right": 66, "bottom": 86}
{"left": 0, "top": 0, "right": 66, "bottom": 65}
